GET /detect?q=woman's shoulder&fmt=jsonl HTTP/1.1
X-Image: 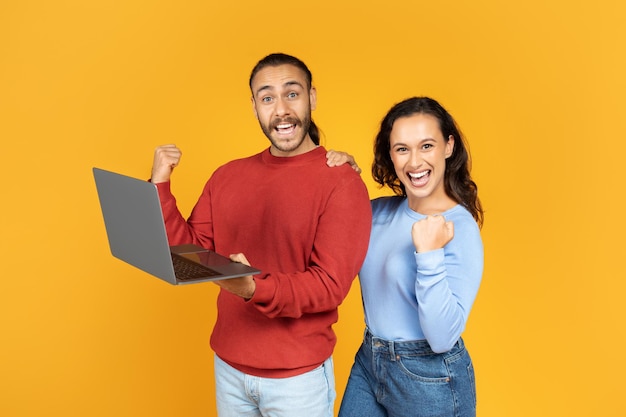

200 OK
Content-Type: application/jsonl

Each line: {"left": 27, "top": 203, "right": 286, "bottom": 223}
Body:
{"left": 444, "top": 205, "right": 482, "bottom": 246}
{"left": 445, "top": 205, "right": 479, "bottom": 228}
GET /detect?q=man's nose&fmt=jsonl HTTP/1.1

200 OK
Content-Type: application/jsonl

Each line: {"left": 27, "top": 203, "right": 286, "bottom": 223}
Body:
{"left": 274, "top": 97, "right": 290, "bottom": 116}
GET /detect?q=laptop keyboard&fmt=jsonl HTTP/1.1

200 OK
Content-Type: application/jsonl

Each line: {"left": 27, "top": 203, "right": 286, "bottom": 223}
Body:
{"left": 171, "top": 253, "right": 221, "bottom": 281}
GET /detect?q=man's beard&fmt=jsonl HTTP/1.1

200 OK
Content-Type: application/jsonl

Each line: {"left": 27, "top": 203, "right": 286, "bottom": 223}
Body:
{"left": 260, "top": 113, "right": 312, "bottom": 153}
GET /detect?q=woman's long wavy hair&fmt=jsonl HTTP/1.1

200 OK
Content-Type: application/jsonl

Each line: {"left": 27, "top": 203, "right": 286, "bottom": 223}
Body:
{"left": 372, "top": 97, "right": 483, "bottom": 227}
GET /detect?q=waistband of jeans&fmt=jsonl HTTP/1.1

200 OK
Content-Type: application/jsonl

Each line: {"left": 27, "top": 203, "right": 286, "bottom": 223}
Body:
{"left": 364, "top": 328, "right": 463, "bottom": 355}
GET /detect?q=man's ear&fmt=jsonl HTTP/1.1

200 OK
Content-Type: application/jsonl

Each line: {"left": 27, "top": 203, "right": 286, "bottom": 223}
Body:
{"left": 251, "top": 96, "right": 258, "bottom": 119}
{"left": 309, "top": 87, "right": 317, "bottom": 111}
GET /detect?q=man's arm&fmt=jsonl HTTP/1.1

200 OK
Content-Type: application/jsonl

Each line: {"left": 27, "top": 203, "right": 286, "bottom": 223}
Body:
{"left": 249, "top": 173, "right": 372, "bottom": 318}
{"left": 150, "top": 144, "right": 210, "bottom": 248}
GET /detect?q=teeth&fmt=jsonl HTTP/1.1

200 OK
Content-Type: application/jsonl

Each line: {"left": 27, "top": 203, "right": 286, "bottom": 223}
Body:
{"left": 409, "top": 171, "right": 429, "bottom": 179}
{"left": 277, "top": 123, "right": 293, "bottom": 129}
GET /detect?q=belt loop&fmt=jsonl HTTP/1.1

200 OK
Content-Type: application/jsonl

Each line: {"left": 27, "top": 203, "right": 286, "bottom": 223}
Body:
{"left": 389, "top": 340, "right": 396, "bottom": 361}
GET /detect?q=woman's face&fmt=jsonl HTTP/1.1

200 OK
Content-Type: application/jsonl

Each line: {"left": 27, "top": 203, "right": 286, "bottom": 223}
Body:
{"left": 389, "top": 113, "right": 455, "bottom": 212}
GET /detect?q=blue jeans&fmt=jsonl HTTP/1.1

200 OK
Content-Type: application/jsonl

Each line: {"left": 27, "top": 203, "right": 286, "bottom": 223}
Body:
{"left": 338, "top": 329, "right": 476, "bottom": 417}
{"left": 214, "top": 354, "right": 336, "bottom": 417}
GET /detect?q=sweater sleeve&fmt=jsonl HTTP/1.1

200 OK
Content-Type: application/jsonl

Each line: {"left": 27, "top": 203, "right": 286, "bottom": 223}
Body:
{"left": 414, "top": 217, "right": 483, "bottom": 353}
{"left": 251, "top": 174, "right": 372, "bottom": 319}
{"left": 155, "top": 181, "right": 215, "bottom": 250}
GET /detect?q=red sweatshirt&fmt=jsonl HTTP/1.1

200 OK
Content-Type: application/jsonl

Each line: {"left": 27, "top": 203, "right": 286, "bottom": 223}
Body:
{"left": 156, "top": 146, "right": 372, "bottom": 377}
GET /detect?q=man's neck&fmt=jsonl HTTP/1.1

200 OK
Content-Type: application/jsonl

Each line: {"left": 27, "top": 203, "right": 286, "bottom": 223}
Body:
{"left": 269, "top": 137, "right": 317, "bottom": 157}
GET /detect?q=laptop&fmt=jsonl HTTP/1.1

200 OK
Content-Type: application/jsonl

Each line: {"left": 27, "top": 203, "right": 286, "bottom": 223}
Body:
{"left": 92, "top": 167, "right": 261, "bottom": 285}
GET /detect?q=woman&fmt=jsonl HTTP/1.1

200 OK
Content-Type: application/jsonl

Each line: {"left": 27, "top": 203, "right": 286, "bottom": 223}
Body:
{"left": 338, "top": 97, "right": 484, "bottom": 417}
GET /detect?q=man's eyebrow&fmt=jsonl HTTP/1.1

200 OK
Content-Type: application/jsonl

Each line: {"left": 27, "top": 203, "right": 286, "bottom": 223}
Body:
{"left": 254, "top": 80, "right": 305, "bottom": 97}
{"left": 284, "top": 80, "right": 305, "bottom": 89}
{"left": 254, "top": 85, "right": 273, "bottom": 96}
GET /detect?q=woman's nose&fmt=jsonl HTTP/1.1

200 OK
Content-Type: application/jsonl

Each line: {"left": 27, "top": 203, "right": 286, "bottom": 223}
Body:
{"left": 409, "top": 151, "right": 422, "bottom": 167}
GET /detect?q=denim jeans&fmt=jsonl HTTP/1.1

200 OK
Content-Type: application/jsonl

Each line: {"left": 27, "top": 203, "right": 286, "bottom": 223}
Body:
{"left": 338, "top": 329, "right": 476, "bottom": 417}
{"left": 214, "top": 354, "right": 336, "bottom": 417}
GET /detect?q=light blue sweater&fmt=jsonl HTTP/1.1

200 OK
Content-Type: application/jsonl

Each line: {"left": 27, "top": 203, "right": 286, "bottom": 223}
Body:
{"left": 360, "top": 197, "right": 484, "bottom": 353}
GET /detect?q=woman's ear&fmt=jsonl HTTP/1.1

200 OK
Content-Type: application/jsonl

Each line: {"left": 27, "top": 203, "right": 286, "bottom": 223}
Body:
{"left": 445, "top": 135, "right": 455, "bottom": 158}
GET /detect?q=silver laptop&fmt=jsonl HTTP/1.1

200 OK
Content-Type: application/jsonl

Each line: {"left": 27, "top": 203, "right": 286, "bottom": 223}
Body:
{"left": 93, "top": 167, "right": 261, "bottom": 285}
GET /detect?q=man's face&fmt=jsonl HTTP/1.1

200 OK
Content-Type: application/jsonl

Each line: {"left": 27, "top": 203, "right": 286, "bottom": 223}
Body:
{"left": 250, "top": 64, "right": 317, "bottom": 157}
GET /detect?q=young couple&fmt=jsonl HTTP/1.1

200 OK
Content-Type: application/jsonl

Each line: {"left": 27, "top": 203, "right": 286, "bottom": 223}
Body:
{"left": 150, "top": 53, "right": 484, "bottom": 417}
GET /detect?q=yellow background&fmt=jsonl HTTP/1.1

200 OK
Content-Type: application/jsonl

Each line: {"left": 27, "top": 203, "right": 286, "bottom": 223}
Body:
{"left": 2, "top": 0, "right": 625, "bottom": 415}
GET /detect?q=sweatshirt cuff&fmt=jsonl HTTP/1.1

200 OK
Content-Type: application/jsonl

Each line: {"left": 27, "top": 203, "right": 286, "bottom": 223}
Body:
{"left": 414, "top": 249, "right": 446, "bottom": 285}
{"left": 154, "top": 180, "right": 173, "bottom": 199}
{"left": 249, "top": 273, "right": 274, "bottom": 305}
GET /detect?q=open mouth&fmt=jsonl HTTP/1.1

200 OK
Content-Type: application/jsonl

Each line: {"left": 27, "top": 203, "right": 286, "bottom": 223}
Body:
{"left": 275, "top": 122, "right": 296, "bottom": 135}
{"left": 272, "top": 118, "right": 300, "bottom": 136}
{"left": 408, "top": 170, "right": 430, "bottom": 186}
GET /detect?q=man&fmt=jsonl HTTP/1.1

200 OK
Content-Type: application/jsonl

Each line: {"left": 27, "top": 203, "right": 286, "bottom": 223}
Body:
{"left": 150, "top": 53, "right": 372, "bottom": 417}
